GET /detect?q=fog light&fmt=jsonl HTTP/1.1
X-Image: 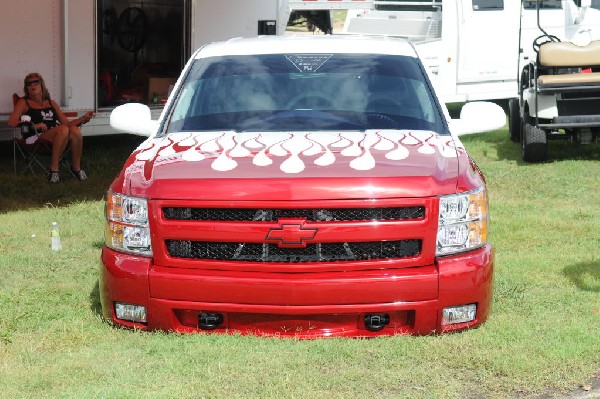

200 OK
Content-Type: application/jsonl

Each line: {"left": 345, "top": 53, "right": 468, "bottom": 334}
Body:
{"left": 115, "top": 302, "right": 147, "bottom": 323}
{"left": 442, "top": 304, "right": 476, "bottom": 325}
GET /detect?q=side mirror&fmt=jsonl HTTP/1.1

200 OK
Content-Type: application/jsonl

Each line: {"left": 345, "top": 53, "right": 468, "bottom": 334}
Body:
{"left": 449, "top": 101, "right": 506, "bottom": 136}
{"left": 110, "top": 103, "right": 159, "bottom": 137}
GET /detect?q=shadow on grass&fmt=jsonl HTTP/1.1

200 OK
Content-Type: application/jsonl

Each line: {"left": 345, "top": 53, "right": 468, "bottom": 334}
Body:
{"left": 490, "top": 130, "right": 600, "bottom": 164}
{"left": 0, "top": 134, "right": 145, "bottom": 214}
{"left": 563, "top": 260, "right": 600, "bottom": 293}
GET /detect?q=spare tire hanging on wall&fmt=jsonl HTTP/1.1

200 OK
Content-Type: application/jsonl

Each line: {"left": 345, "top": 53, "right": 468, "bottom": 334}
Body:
{"left": 117, "top": 7, "right": 148, "bottom": 53}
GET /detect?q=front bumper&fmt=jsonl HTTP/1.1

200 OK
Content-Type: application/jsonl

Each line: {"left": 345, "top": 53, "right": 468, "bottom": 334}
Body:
{"left": 100, "top": 245, "right": 493, "bottom": 337}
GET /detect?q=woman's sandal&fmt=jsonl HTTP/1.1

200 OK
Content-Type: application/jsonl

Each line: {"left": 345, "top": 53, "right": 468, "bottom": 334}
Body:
{"left": 48, "top": 171, "right": 60, "bottom": 183}
{"left": 71, "top": 169, "right": 88, "bottom": 181}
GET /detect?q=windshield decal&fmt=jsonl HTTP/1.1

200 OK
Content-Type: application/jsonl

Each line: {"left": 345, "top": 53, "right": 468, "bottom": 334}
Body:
{"left": 285, "top": 54, "right": 332, "bottom": 73}
{"left": 130, "top": 131, "right": 462, "bottom": 180}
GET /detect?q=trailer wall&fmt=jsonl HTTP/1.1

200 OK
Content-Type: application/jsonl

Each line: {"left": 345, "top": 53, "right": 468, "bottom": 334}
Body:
{"left": 0, "top": 0, "right": 94, "bottom": 115}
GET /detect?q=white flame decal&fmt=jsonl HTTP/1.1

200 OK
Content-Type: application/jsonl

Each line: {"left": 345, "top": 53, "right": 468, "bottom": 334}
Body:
{"left": 133, "top": 130, "right": 463, "bottom": 176}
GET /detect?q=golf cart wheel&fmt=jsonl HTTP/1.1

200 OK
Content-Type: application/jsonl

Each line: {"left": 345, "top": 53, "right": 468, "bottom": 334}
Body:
{"left": 508, "top": 98, "right": 521, "bottom": 142}
{"left": 521, "top": 122, "right": 548, "bottom": 163}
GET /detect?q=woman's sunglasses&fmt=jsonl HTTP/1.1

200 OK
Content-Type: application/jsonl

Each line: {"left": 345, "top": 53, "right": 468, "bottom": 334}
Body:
{"left": 26, "top": 80, "right": 40, "bottom": 87}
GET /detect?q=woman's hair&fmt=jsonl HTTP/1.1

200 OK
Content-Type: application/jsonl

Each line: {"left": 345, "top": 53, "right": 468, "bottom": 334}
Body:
{"left": 23, "top": 72, "right": 51, "bottom": 101}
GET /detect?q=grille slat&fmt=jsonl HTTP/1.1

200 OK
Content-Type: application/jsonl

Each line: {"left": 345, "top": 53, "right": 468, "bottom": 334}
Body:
{"left": 166, "top": 239, "right": 421, "bottom": 263}
{"left": 163, "top": 207, "right": 424, "bottom": 222}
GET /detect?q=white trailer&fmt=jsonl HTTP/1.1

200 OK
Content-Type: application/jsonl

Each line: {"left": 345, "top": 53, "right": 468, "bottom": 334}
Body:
{"left": 0, "top": 0, "right": 341, "bottom": 138}
{"left": 342, "top": 0, "right": 600, "bottom": 105}
{"left": 0, "top": 0, "right": 287, "bottom": 138}
{"left": 5, "top": 0, "right": 593, "bottom": 139}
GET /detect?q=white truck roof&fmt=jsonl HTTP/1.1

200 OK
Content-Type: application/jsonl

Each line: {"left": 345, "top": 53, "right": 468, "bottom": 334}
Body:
{"left": 195, "top": 35, "right": 419, "bottom": 58}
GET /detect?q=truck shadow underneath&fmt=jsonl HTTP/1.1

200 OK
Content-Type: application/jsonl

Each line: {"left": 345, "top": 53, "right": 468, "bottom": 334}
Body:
{"left": 89, "top": 280, "right": 103, "bottom": 318}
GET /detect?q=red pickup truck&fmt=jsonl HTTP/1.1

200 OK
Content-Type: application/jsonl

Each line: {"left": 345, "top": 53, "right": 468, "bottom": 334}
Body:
{"left": 102, "top": 35, "right": 505, "bottom": 337}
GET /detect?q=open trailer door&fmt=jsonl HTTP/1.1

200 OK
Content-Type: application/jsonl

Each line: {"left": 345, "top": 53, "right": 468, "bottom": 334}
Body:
{"left": 96, "top": 0, "right": 190, "bottom": 109}
{"left": 64, "top": 0, "right": 95, "bottom": 111}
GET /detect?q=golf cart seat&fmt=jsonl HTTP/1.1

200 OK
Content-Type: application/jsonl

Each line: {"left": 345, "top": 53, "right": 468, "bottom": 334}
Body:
{"left": 537, "top": 40, "right": 600, "bottom": 91}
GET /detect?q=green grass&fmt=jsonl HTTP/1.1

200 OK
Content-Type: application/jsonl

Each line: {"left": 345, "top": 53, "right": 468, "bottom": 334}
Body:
{"left": 0, "top": 129, "right": 599, "bottom": 398}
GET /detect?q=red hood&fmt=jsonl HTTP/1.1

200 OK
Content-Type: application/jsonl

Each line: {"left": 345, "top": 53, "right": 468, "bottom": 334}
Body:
{"left": 117, "top": 130, "right": 469, "bottom": 201}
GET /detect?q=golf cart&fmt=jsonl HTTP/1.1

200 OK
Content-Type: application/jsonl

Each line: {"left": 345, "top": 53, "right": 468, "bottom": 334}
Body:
{"left": 509, "top": 0, "right": 600, "bottom": 162}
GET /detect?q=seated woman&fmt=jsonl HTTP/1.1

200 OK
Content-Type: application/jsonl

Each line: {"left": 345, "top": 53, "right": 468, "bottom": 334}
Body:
{"left": 8, "top": 72, "right": 94, "bottom": 183}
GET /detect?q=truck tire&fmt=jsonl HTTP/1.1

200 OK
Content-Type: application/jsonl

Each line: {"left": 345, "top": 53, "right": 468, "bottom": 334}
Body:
{"left": 521, "top": 122, "right": 548, "bottom": 163}
{"left": 508, "top": 98, "right": 521, "bottom": 142}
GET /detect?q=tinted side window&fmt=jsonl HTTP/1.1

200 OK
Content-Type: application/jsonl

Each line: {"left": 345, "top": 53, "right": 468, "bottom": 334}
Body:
{"left": 473, "top": 0, "right": 504, "bottom": 10}
{"left": 574, "top": 0, "right": 600, "bottom": 9}
{"left": 523, "top": 1, "right": 562, "bottom": 9}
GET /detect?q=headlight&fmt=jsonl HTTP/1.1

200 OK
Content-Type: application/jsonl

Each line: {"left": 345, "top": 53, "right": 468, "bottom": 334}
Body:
{"left": 436, "top": 187, "right": 488, "bottom": 256}
{"left": 105, "top": 191, "right": 152, "bottom": 256}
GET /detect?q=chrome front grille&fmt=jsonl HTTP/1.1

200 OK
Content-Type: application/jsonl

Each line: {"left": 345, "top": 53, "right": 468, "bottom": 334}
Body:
{"left": 166, "top": 239, "right": 422, "bottom": 263}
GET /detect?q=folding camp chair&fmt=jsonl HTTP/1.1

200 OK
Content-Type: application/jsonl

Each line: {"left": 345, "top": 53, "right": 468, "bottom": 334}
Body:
{"left": 11, "top": 93, "right": 75, "bottom": 178}
{"left": 13, "top": 127, "right": 73, "bottom": 176}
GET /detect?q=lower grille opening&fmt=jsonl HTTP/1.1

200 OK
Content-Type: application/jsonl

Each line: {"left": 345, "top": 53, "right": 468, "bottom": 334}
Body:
{"left": 166, "top": 239, "right": 421, "bottom": 262}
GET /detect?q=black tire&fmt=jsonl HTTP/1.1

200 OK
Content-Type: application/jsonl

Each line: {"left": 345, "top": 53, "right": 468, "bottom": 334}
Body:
{"left": 508, "top": 98, "right": 521, "bottom": 143}
{"left": 521, "top": 122, "right": 548, "bottom": 163}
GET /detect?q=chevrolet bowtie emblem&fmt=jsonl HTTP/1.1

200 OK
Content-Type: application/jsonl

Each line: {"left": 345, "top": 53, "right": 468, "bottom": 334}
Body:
{"left": 265, "top": 219, "right": 318, "bottom": 248}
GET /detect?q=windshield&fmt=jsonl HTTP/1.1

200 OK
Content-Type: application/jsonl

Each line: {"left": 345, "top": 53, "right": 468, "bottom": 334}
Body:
{"left": 165, "top": 53, "right": 446, "bottom": 135}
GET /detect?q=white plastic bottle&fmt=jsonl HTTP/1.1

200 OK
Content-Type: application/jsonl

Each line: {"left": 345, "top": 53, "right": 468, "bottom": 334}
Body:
{"left": 51, "top": 222, "right": 62, "bottom": 251}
